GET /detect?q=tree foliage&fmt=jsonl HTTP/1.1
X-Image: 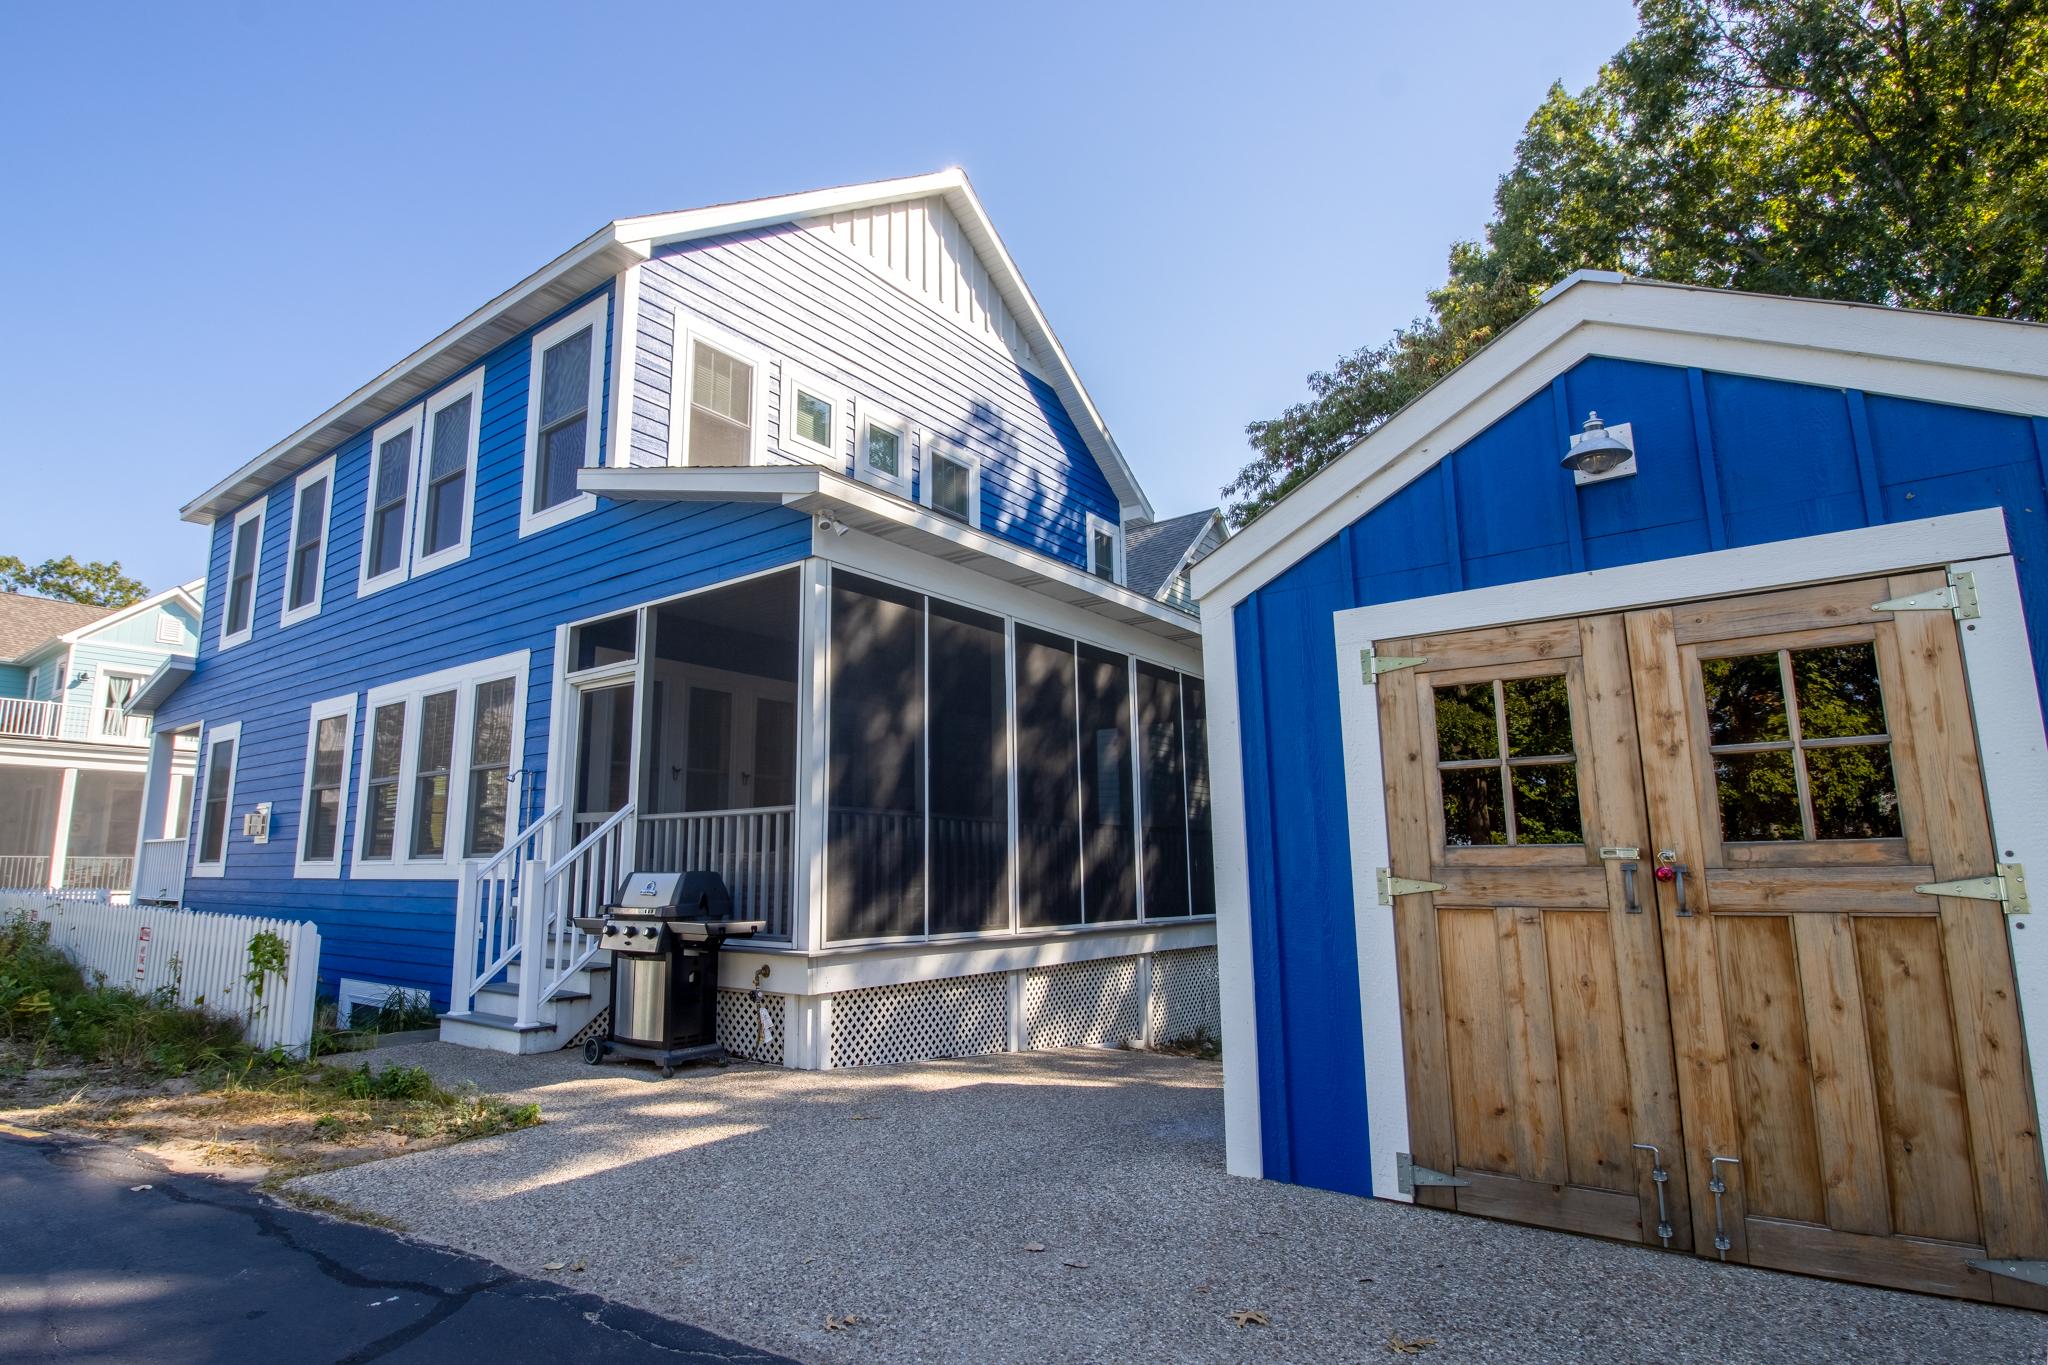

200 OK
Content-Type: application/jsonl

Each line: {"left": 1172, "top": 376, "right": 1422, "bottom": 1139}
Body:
{"left": 1226, "top": 0, "right": 2048, "bottom": 525}
{"left": 0, "top": 554, "right": 150, "bottom": 608}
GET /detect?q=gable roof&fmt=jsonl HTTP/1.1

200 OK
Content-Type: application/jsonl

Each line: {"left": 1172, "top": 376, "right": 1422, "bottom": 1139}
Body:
{"left": 0, "top": 593, "right": 112, "bottom": 664}
{"left": 58, "top": 580, "right": 204, "bottom": 646}
{"left": 181, "top": 170, "right": 1152, "bottom": 524}
{"left": 1126, "top": 509, "right": 1224, "bottom": 599}
{"left": 1194, "top": 274, "right": 2048, "bottom": 610}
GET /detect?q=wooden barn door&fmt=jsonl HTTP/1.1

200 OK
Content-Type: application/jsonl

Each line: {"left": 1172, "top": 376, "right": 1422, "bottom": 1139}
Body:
{"left": 1626, "top": 574, "right": 2048, "bottom": 1304}
{"left": 1375, "top": 572, "right": 2048, "bottom": 1302}
{"left": 1378, "top": 614, "right": 1692, "bottom": 1250}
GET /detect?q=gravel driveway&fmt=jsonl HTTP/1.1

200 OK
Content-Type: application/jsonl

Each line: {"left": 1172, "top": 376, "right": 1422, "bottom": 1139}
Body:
{"left": 293, "top": 1045, "right": 2048, "bottom": 1364}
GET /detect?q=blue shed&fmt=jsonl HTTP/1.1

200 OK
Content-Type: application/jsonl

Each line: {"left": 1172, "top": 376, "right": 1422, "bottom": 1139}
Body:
{"left": 1194, "top": 273, "right": 2048, "bottom": 1305}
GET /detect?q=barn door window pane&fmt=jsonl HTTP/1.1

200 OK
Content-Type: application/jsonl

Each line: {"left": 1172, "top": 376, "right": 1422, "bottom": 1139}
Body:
{"left": 1078, "top": 643, "right": 1136, "bottom": 923}
{"left": 929, "top": 600, "right": 1009, "bottom": 935}
{"left": 1434, "top": 674, "right": 1582, "bottom": 846}
{"left": 1137, "top": 662, "right": 1190, "bottom": 919}
{"left": 827, "top": 574, "right": 924, "bottom": 941}
{"left": 1015, "top": 626, "right": 1080, "bottom": 928}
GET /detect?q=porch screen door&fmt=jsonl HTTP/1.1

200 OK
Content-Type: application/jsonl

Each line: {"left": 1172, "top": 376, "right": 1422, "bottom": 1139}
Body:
{"left": 1377, "top": 614, "right": 1690, "bottom": 1248}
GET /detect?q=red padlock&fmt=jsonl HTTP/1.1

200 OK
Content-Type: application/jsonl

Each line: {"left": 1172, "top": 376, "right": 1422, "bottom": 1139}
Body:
{"left": 1654, "top": 864, "right": 1677, "bottom": 883}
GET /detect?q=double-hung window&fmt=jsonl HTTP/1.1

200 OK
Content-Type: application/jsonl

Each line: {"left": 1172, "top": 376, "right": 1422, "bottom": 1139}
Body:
{"left": 352, "top": 652, "right": 527, "bottom": 878}
{"left": 923, "top": 439, "right": 980, "bottom": 527}
{"left": 522, "top": 296, "right": 607, "bottom": 535}
{"left": 415, "top": 371, "right": 482, "bottom": 571}
{"left": 192, "top": 721, "right": 241, "bottom": 877}
{"left": 1086, "top": 513, "right": 1122, "bottom": 584}
{"left": 219, "top": 502, "right": 264, "bottom": 649}
{"left": 281, "top": 456, "right": 335, "bottom": 627}
{"left": 361, "top": 408, "right": 421, "bottom": 593}
{"left": 296, "top": 695, "right": 356, "bottom": 877}
{"left": 857, "top": 407, "right": 911, "bottom": 495}
{"left": 671, "top": 321, "right": 763, "bottom": 469}
{"left": 780, "top": 369, "right": 844, "bottom": 464}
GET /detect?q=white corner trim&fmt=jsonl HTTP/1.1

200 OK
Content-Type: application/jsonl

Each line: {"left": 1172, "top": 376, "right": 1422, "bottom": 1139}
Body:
{"left": 217, "top": 501, "right": 266, "bottom": 652}
{"left": 190, "top": 719, "right": 242, "bottom": 877}
{"left": 1326, "top": 509, "right": 2024, "bottom": 1203}
{"left": 412, "top": 367, "right": 485, "bottom": 575}
{"left": 359, "top": 404, "right": 424, "bottom": 597}
{"left": 520, "top": 294, "right": 609, "bottom": 537}
{"left": 1200, "top": 602, "right": 1264, "bottom": 1179}
{"left": 293, "top": 692, "right": 358, "bottom": 879}
{"left": 279, "top": 455, "right": 338, "bottom": 630}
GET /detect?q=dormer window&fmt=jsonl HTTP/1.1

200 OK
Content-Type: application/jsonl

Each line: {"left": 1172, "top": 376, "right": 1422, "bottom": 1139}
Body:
{"left": 1087, "top": 513, "right": 1122, "bottom": 585}
{"left": 925, "top": 440, "right": 980, "bottom": 527}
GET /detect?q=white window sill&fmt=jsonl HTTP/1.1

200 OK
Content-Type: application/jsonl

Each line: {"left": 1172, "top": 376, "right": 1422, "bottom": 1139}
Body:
{"left": 518, "top": 491, "right": 598, "bottom": 539}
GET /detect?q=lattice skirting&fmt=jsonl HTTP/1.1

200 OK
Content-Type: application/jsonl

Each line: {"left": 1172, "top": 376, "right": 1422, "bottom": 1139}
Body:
{"left": 1024, "top": 956, "right": 1142, "bottom": 1051}
{"left": 828, "top": 973, "right": 1009, "bottom": 1068}
{"left": 717, "top": 989, "right": 786, "bottom": 1065}
{"left": 1148, "top": 947, "right": 1221, "bottom": 1044}
{"left": 564, "top": 1007, "right": 610, "bottom": 1051}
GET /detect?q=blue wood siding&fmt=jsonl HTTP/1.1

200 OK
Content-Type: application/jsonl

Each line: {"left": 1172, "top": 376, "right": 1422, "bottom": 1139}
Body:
{"left": 1234, "top": 355, "right": 2048, "bottom": 1197}
{"left": 155, "top": 285, "right": 813, "bottom": 1003}
{"left": 634, "top": 225, "right": 1122, "bottom": 569}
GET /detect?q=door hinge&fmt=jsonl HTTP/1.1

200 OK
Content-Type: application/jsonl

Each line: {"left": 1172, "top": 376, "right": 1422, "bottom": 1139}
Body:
{"left": 1871, "top": 570, "right": 1979, "bottom": 621}
{"left": 1377, "top": 868, "right": 1446, "bottom": 905}
{"left": 1971, "top": 1258, "right": 2048, "bottom": 1288}
{"left": 1397, "top": 1152, "right": 1470, "bottom": 1194}
{"left": 1915, "top": 863, "right": 2028, "bottom": 915}
{"left": 1360, "top": 647, "right": 1427, "bottom": 684}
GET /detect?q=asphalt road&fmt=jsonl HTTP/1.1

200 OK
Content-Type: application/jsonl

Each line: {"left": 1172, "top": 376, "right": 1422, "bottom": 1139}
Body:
{"left": 0, "top": 1126, "right": 793, "bottom": 1364}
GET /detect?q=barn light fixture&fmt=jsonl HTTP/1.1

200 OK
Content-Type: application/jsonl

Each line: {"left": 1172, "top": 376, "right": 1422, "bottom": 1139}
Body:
{"left": 1560, "top": 411, "right": 1636, "bottom": 478}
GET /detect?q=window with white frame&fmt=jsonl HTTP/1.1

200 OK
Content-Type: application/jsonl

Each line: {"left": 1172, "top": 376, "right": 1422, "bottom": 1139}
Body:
{"left": 857, "top": 407, "right": 911, "bottom": 495}
{"left": 780, "top": 369, "right": 844, "bottom": 464}
{"left": 924, "top": 439, "right": 980, "bottom": 526}
{"left": 192, "top": 720, "right": 241, "bottom": 876}
{"left": 352, "top": 652, "right": 526, "bottom": 878}
{"left": 680, "top": 332, "right": 759, "bottom": 468}
{"left": 415, "top": 371, "right": 482, "bottom": 571}
{"left": 220, "top": 502, "right": 264, "bottom": 649}
{"left": 361, "top": 407, "right": 421, "bottom": 592}
{"left": 296, "top": 694, "right": 355, "bottom": 876}
{"left": 1086, "top": 513, "right": 1122, "bottom": 584}
{"left": 96, "top": 670, "right": 145, "bottom": 740}
{"left": 281, "top": 457, "right": 335, "bottom": 627}
{"left": 522, "top": 296, "right": 607, "bottom": 534}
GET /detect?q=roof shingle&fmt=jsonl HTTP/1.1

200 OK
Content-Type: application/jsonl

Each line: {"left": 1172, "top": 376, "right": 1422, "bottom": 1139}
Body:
{"left": 0, "top": 593, "right": 113, "bottom": 664}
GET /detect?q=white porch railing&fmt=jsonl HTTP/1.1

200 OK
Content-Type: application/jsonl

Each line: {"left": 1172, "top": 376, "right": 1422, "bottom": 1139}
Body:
{"left": 638, "top": 805, "right": 795, "bottom": 937}
{"left": 0, "top": 855, "right": 50, "bottom": 890}
{"left": 0, "top": 698, "right": 63, "bottom": 740}
{"left": 62, "top": 856, "right": 133, "bottom": 891}
{"left": 99, "top": 708, "right": 148, "bottom": 742}
{"left": 134, "top": 838, "right": 188, "bottom": 904}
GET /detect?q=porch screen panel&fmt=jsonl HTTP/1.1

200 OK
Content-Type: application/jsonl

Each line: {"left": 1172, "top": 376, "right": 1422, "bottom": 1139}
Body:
{"left": 1078, "top": 643, "right": 1137, "bottom": 923}
{"left": 1184, "top": 676, "right": 1215, "bottom": 918}
{"left": 1015, "top": 626, "right": 1080, "bottom": 927}
{"left": 928, "top": 600, "right": 1009, "bottom": 934}
{"left": 1137, "top": 662, "right": 1190, "bottom": 919}
{"left": 827, "top": 573, "right": 924, "bottom": 940}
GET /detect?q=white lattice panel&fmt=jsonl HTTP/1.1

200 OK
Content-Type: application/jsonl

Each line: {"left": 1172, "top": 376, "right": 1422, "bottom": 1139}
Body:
{"left": 828, "top": 974, "right": 1008, "bottom": 1068}
{"left": 717, "top": 989, "right": 785, "bottom": 1065}
{"left": 564, "top": 1007, "right": 610, "bottom": 1051}
{"left": 1148, "top": 948, "right": 1220, "bottom": 1045}
{"left": 1025, "top": 956, "right": 1141, "bottom": 1051}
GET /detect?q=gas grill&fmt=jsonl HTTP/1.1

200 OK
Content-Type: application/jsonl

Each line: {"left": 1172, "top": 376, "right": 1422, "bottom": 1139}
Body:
{"left": 573, "top": 870, "right": 763, "bottom": 1077}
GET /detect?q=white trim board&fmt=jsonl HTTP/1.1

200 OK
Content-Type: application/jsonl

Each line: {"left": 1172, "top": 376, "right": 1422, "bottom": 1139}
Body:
{"left": 1322, "top": 509, "right": 2044, "bottom": 1204}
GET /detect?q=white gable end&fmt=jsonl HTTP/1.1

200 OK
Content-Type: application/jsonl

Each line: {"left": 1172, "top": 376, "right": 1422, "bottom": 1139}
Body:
{"left": 803, "top": 196, "right": 1039, "bottom": 369}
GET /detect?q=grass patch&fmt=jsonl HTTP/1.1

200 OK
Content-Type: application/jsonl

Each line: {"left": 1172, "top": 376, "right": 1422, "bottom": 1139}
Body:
{"left": 0, "top": 912, "right": 540, "bottom": 1177}
{"left": 264, "top": 1185, "right": 412, "bottom": 1232}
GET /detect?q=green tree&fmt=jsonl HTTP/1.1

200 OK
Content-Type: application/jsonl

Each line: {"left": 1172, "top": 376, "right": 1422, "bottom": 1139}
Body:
{"left": 1227, "top": 0, "right": 2048, "bottom": 525}
{"left": 0, "top": 554, "right": 149, "bottom": 608}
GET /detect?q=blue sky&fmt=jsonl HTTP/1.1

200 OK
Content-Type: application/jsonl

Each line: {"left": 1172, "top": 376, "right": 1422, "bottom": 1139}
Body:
{"left": 0, "top": 1, "right": 1637, "bottom": 592}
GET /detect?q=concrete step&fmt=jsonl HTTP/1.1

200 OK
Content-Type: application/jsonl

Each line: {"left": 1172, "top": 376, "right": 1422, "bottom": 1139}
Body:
{"left": 477, "top": 980, "right": 591, "bottom": 1006}
{"left": 438, "top": 1011, "right": 558, "bottom": 1055}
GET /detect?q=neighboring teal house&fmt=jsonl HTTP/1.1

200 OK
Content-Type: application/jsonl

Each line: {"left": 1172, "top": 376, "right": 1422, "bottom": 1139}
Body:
{"left": 0, "top": 582, "right": 203, "bottom": 893}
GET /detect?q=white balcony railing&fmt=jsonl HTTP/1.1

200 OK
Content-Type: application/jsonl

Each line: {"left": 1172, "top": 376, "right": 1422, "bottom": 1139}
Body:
{"left": 0, "top": 698, "right": 63, "bottom": 740}
{"left": 99, "top": 708, "right": 148, "bottom": 742}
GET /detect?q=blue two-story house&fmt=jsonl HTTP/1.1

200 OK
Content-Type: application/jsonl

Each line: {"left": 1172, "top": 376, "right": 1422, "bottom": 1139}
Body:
{"left": 135, "top": 171, "right": 1219, "bottom": 1064}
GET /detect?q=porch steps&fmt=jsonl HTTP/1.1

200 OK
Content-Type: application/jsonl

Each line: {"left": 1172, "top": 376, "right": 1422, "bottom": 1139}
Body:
{"left": 437, "top": 958, "right": 611, "bottom": 1055}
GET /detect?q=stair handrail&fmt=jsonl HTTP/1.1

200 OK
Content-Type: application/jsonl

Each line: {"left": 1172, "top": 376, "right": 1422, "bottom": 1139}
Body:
{"left": 451, "top": 802, "right": 560, "bottom": 1017}
{"left": 520, "top": 801, "right": 636, "bottom": 1026}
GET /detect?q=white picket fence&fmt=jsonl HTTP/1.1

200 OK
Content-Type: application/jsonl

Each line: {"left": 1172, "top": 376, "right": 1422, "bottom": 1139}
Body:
{"left": 3, "top": 890, "right": 322, "bottom": 1055}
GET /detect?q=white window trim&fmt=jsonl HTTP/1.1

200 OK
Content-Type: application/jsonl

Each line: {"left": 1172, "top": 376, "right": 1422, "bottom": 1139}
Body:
{"left": 778, "top": 365, "right": 846, "bottom": 465}
{"left": 521, "top": 295, "right": 609, "bottom": 538}
{"left": 666, "top": 315, "right": 769, "bottom": 470}
{"left": 359, "top": 405, "right": 423, "bottom": 597}
{"left": 280, "top": 455, "right": 337, "bottom": 629}
{"left": 93, "top": 667, "right": 148, "bottom": 741}
{"left": 294, "top": 692, "right": 357, "bottom": 879}
{"left": 349, "top": 651, "right": 528, "bottom": 880}
{"left": 855, "top": 402, "right": 912, "bottom": 496}
{"left": 191, "top": 720, "right": 242, "bottom": 878}
{"left": 412, "top": 368, "right": 485, "bottom": 575}
{"left": 1086, "top": 512, "right": 1124, "bottom": 585}
{"left": 921, "top": 435, "right": 982, "bottom": 528}
{"left": 218, "top": 501, "right": 265, "bottom": 651}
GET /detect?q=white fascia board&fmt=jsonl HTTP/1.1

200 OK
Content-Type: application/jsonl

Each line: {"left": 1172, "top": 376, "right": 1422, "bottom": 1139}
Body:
{"left": 58, "top": 583, "right": 204, "bottom": 645}
{"left": 126, "top": 656, "right": 196, "bottom": 715}
{"left": 182, "top": 228, "right": 646, "bottom": 524}
{"left": 1195, "top": 277, "right": 2048, "bottom": 611}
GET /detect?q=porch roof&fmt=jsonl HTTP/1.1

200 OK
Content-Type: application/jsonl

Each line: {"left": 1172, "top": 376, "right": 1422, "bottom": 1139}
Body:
{"left": 578, "top": 465, "right": 1201, "bottom": 647}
